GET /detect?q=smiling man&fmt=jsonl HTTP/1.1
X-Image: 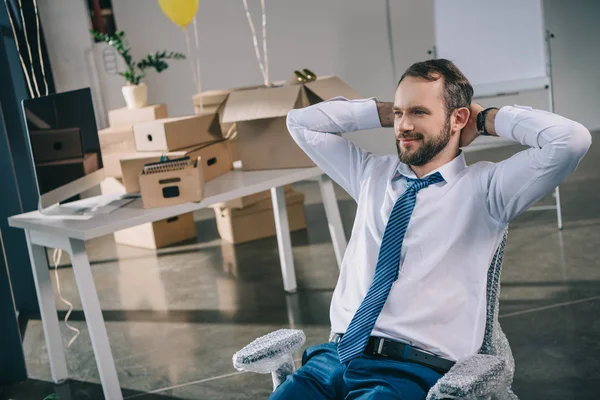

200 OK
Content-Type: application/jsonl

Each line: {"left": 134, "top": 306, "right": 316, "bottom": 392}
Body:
{"left": 274, "top": 59, "right": 592, "bottom": 400}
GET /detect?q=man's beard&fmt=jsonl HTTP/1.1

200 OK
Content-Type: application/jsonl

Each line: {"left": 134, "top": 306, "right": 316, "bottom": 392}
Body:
{"left": 396, "top": 116, "right": 452, "bottom": 166}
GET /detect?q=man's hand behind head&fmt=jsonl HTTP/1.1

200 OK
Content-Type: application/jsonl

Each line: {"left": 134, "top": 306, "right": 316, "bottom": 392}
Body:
{"left": 459, "top": 103, "right": 484, "bottom": 148}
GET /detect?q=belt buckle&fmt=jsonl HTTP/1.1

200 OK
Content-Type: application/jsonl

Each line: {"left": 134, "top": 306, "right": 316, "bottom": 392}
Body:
{"left": 373, "top": 337, "right": 386, "bottom": 356}
{"left": 330, "top": 333, "right": 342, "bottom": 344}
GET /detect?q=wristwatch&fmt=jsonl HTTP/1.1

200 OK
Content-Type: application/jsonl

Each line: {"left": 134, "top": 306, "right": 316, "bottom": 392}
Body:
{"left": 476, "top": 107, "right": 499, "bottom": 136}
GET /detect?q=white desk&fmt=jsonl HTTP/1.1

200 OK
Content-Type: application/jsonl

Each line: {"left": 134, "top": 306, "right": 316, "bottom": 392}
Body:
{"left": 8, "top": 167, "right": 347, "bottom": 400}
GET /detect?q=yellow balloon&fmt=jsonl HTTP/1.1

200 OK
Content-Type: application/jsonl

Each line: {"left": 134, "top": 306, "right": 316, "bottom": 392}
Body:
{"left": 158, "top": 0, "right": 199, "bottom": 29}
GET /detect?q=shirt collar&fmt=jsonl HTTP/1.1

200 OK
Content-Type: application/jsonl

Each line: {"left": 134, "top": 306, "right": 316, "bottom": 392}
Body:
{"left": 393, "top": 151, "right": 467, "bottom": 184}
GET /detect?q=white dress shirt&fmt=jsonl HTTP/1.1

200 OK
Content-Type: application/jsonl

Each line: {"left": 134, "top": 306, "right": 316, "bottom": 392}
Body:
{"left": 286, "top": 98, "right": 591, "bottom": 362}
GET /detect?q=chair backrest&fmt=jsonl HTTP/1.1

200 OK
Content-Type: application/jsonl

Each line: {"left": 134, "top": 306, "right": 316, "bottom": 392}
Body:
{"left": 479, "top": 229, "right": 514, "bottom": 371}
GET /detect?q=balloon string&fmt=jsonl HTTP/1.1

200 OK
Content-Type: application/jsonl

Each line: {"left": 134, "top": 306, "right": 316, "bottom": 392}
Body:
{"left": 184, "top": 28, "right": 199, "bottom": 96}
{"left": 193, "top": 17, "right": 202, "bottom": 98}
{"left": 242, "top": 0, "right": 269, "bottom": 85}
{"left": 17, "top": 0, "right": 40, "bottom": 97}
{"left": 261, "top": 0, "right": 268, "bottom": 85}
{"left": 4, "top": 0, "right": 34, "bottom": 97}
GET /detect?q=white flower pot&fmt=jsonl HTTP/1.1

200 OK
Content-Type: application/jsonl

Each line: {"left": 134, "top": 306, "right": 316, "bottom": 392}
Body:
{"left": 121, "top": 83, "right": 148, "bottom": 109}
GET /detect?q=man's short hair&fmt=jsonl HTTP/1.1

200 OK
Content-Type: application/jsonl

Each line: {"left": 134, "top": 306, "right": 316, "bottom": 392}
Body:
{"left": 398, "top": 59, "right": 473, "bottom": 115}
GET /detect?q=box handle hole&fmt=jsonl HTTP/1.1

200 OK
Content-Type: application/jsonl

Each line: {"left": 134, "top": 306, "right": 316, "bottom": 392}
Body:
{"left": 207, "top": 157, "right": 217, "bottom": 166}
{"left": 159, "top": 177, "right": 181, "bottom": 185}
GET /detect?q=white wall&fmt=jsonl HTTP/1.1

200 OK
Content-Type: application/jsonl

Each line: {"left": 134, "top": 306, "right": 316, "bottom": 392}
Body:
{"left": 541, "top": 0, "right": 600, "bottom": 130}
{"left": 41, "top": 0, "right": 600, "bottom": 154}
{"left": 470, "top": 0, "right": 600, "bottom": 130}
{"left": 37, "top": 0, "right": 107, "bottom": 127}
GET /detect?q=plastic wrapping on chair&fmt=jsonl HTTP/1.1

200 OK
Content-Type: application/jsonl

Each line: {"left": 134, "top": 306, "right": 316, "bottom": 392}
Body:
{"left": 426, "top": 354, "right": 503, "bottom": 398}
{"left": 270, "top": 354, "right": 295, "bottom": 389}
{"left": 232, "top": 329, "right": 305, "bottom": 374}
{"left": 426, "top": 354, "right": 513, "bottom": 400}
{"left": 427, "top": 229, "right": 517, "bottom": 400}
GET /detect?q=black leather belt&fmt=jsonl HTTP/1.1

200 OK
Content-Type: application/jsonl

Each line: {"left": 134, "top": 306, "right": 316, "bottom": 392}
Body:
{"left": 330, "top": 333, "right": 455, "bottom": 373}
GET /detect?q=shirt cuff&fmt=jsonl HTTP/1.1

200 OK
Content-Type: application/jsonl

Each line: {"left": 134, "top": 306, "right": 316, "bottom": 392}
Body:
{"left": 351, "top": 98, "right": 383, "bottom": 131}
{"left": 494, "top": 105, "right": 539, "bottom": 148}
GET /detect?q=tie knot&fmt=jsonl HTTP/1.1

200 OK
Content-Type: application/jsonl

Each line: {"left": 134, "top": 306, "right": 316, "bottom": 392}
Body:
{"left": 406, "top": 172, "right": 444, "bottom": 191}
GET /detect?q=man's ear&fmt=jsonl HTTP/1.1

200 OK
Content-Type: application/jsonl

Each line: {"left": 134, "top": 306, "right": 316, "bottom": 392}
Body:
{"left": 453, "top": 107, "right": 470, "bottom": 132}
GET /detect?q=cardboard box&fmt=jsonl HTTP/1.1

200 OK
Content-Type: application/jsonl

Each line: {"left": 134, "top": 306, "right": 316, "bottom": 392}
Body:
{"left": 98, "top": 177, "right": 197, "bottom": 249}
{"left": 108, "top": 104, "right": 168, "bottom": 127}
{"left": 101, "top": 152, "right": 135, "bottom": 178}
{"left": 214, "top": 190, "right": 306, "bottom": 244}
{"left": 193, "top": 86, "right": 261, "bottom": 135}
{"left": 100, "top": 176, "right": 126, "bottom": 195}
{"left": 211, "top": 184, "right": 293, "bottom": 209}
{"left": 30, "top": 128, "right": 83, "bottom": 163}
{"left": 35, "top": 153, "right": 100, "bottom": 194}
{"left": 99, "top": 126, "right": 136, "bottom": 153}
{"left": 98, "top": 126, "right": 137, "bottom": 178}
{"left": 193, "top": 89, "right": 229, "bottom": 116}
{"left": 171, "top": 140, "right": 232, "bottom": 181}
{"left": 133, "top": 115, "right": 222, "bottom": 152}
{"left": 113, "top": 212, "right": 197, "bottom": 249}
{"left": 194, "top": 90, "right": 231, "bottom": 139}
{"left": 139, "top": 157, "right": 205, "bottom": 209}
{"left": 120, "top": 155, "right": 159, "bottom": 194}
{"left": 100, "top": 177, "right": 196, "bottom": 249}
{"left": 220, "top": 76, "right": 361, "bottom": 170}
{"left": 120, "top": 140, "right": 232, "bottom": 194}
{"left": 221, "top": 85, "right": 311, "bottom": 170}
{"left": 302, "top": 76, "right": 362, "bottom": 104}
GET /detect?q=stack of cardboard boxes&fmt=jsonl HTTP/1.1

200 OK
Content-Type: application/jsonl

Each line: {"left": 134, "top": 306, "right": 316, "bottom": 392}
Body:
{"left": 99, "top": 76, "right": 357, "bottom": 248}
{"left": 99, "top": 104, "right": 168, "bottom": 178}
{"left": 99, "top": 104, "right": 232, "bottom": 249}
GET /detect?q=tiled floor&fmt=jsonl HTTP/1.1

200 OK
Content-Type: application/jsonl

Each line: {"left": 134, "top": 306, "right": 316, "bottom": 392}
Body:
{"left": 2, "top": 133, "right": 599, "bottom": 400}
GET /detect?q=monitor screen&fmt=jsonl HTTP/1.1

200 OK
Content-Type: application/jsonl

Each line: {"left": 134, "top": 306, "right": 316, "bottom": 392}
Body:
{"left": 22, "top": 88, "right": 103, "bottom": 196}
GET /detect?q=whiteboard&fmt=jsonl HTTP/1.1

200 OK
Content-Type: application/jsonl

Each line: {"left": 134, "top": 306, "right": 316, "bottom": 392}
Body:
{"left": 434, "top": 0, "right": 549, "bottom": 97}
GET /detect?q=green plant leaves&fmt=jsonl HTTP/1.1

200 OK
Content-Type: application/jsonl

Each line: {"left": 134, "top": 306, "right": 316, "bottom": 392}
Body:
{"left": 137, "top": 51, "right": 186, "bottom": 73}
{"left": 89, "top": 30, "right": 185, "bottom": 85}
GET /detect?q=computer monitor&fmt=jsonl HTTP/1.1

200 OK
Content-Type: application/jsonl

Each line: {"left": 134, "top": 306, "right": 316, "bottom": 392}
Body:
{"left": 21, "top": 88, "right": 105, "bottom": 212}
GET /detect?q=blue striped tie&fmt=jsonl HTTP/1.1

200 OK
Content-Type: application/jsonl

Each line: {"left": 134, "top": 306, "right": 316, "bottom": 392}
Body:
{"left": 337, "top": 172, "right": 445, "bottom": 363}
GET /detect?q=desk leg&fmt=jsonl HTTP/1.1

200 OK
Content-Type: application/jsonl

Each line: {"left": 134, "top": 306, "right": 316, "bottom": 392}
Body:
{"left": 24, "top": 230, "right": 68, "bottom": 383}
{"left": 67, "top": 239, "right": 123, "bottom": 400}
{"left": 319, "top": 175, "right": 347, "bottom": 269}
{"left": 271, "top": 186, "right": 297, "bottom": 293}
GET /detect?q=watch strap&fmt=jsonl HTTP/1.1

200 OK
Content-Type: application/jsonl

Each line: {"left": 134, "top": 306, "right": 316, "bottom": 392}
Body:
{"left": 477, "top": 107, "right": 499, "bottom": 136}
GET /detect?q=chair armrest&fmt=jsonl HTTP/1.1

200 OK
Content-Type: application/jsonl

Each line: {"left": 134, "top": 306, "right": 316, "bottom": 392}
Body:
{"left": 427, "top": 354, "right": 510, "bottom": 400}
{"left": 232, "top": 329, "right": 305, "bottom": 374}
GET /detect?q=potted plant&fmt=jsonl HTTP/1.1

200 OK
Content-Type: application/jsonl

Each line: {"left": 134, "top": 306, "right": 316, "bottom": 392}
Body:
{"left": 91, "top": 30, "right": 185, "bottom": 109}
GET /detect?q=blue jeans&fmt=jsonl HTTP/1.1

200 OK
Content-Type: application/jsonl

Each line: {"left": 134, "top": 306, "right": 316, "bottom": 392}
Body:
{"left": 269, "top": 342, "right": 443, "bottom": 400}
